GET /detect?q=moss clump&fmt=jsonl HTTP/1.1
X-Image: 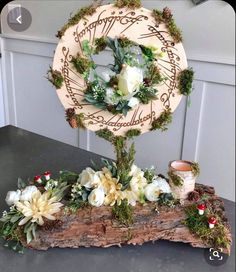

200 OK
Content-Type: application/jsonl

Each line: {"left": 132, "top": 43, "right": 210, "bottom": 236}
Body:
{"left": 168, "top": 171, "right": 184, "bottom": 187}
{"left": 108, "top": 76, "right": 119, "bottom": 88}
{"left": 125, "top": 129, "right": 141, "bottom": 139}
{"left": 148, "top": 64, "right": 163, "bottom": 85}
{"left": 94, "top": 36, "right": 107, "bottom": 54}
{"left": 151, "top": 109, "right": 172, "bottom": 131}
{"left": 71, "top": 54, "right": 92, "bottom": 74}
{"left": 75, "top": 113, "right": 86, "bottom": 129}
{"left": 47, "top": 67, "right": 64, "bottom": 89}
{"left": 118, "top": 36, "right": 136, "bottom": 48}
{"left": 96, "top": 128, "right": 114, "bottom": 142}
{"left": 191, "top": 162, "right": 200, "bottom": 177}
{"left": 178, "top": 68, "right": 194, "bottom": 96}
{"left": 152, "top": 8, "right": 183, "bottom": 43}
{"left": 184, "top": 204, "right": 231, "bottom": 250}
{"left": 57, "top": 4, "right": 97, "bottom": 38}
{"left": 112, "top": 199, "right": 134, "bottom": 226}
{"left": 114, "top": 0, "right": 142, "bottom": 9}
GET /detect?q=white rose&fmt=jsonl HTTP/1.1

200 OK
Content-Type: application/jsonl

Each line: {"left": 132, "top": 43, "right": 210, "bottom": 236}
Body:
{"left": 88, "top": 188, "right": 105, "bottom": 207}
{"left": 78, "top": 167, "right": 101, "bottom": 189}
{"left": 128, "top": 97, "right": 140, "bottom": 109}
{"left": 122, "top": 190, "right": 138, "bottom": 206}
{"left": 129, "top": 165, "right": 147, "bottom": 197}
{"left": 20, "top": 186, "right": 38, "bottom": 202}
{"left": 118, "top": 65, "right": 143, "bottom": 96}
{"left": 5, "top": 190, "right": 21, "bottom": 206}
{"left": 144, "top": 177, "right": 171, "bottom": 202}
{"left": 153, "top": 177, "right": 171, "bottom": 194}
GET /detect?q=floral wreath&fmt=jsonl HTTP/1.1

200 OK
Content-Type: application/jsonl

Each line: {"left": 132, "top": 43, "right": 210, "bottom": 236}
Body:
{"left": 71, "top": 36, "right": 165, "bottom": 116}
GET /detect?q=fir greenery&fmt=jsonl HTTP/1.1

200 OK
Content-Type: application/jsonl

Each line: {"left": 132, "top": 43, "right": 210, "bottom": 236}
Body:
{"left": 151, "top": 109, "right": 172, "bottom": 131}
{"left": 47, "top": 67, "right": 64, "bottom": 89}
{"left": 114, "top": 0, "right": 142, "bottom": 9}
{"left": 152, "top": 8, "right": 183, "bottom": 43}
{"left": 112, "top": 199, "right": 134, "bottom": 226}
{"left": 184, "top": 204, "right": 231, "bottom": 251}
{"left": 168, "top": 171, "right": 184, "bottom": 187}
{"left": 178, "top": 68, "right": 194, "bottom": 96}
{"left": 57, "top": 4, "right": 98, "bottom": 38}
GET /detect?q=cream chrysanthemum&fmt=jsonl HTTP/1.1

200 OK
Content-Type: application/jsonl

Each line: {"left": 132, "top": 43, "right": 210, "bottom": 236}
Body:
{"left": 16, "top": 190, "right": 63, "bottom": 226}
{"left": 100, "top": 168, "right": 123, "bottom": 206}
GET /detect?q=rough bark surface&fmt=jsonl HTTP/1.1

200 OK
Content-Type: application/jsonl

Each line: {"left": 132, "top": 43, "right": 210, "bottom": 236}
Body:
{"left": 22, "top": 184, "right": 232, "bottom": 253}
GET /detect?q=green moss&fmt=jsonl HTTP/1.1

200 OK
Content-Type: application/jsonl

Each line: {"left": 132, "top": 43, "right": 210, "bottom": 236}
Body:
{"left": 152, "top": 8, "right": 183, "bottom": 43}
{"left": 151, "top": 109, "right": 172, "bottom": 131}
{"left": 112, "top": 199, "right": 134, "bottom": 226}
{"left": 144, "top": 168, "right": 155, "bottom": 183}
{"left": 47, "top": 67, "right": 64, "bottom": 89}
{"left": 57, "top": 4, "right": 97, "bottom": 38}
{"left": 148, "top": 64, "right": 163, "bottom": 85}
{"left": 158, "top": 193, "right": 177, "bottom": 207}
{"left": 178, "top": 68, "right": 194, "bottom": 96}
{"left": 168, "top": 171, "right": 184, "bottom": 187}
{"left": 96, "top": 128, "right": 114, "bottom": 142}
{"left": 118, "top": 36, "right": 136, "bottom": 48}
{"left": 114, "top": 0, "right": 142, "bottom": 9}
{"left": 94, "top": 36, "right": 107, "bottom": 54}
{"left": 184, "top": 204, "right": 231, "bottom": 251}
{"left": 125, "top": 129, "right": 141, "bottom": 139}
{"left": 108, "top": 76, "right": 119, "bottom": 88}
{"left": 71, "top": 53, "right": 93, "bottom": 74}
{"left": 191, "top": 162, "right": 200, "bottom": 177}
{"left": 76, "top": 113, "right": 86, "bottom": 129}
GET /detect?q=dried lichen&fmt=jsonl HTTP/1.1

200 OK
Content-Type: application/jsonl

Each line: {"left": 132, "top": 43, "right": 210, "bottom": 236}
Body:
{"left": 151, "top": 109, "right": 172, "bottom": 131}
{"left": 125, "top": 129, "right": 141, "bottom": 139}
{"left": 47, "top": 67, "right": 64, "bottom": 89}
{"left": 70, "top": 53, "right": 92, "bottom": 74}
{"left": 114, "top": 0, "right": 142, "bottom": 9}
{"left": 184, "top": 204, "right": 231, "bottom": 251}
{"left": 168, "top": 171, "right": 184, "bottom": 187}
{"left": 178, "top": 68, "right": 194, "bottom": 96}
{"left": 152, "top": 8, "right": 183, "bottom": 43}
{"left": 191, "top": 162, "right": 200, "bottom": 177}
{"left": 112, "top": 199, "right": 134, "bottom": 226}
{"left": 94, "top": 36, "right": 107, "bottom": 54}
{"left": 56, "top": 4, "right": 97, "bottom": 38}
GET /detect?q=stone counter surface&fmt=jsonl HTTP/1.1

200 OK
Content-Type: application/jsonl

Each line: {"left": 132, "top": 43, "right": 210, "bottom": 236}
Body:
{"left": 0, "top": 126, "right": 235, "bottom": 272}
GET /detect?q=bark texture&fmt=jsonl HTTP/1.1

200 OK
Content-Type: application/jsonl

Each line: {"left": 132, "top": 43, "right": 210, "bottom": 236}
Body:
{"left": 21, "top": 184, "right": 232, "bottom": 253}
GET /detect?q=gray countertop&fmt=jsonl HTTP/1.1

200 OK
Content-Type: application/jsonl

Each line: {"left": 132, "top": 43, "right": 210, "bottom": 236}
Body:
{"left": 0, "top": 126, "right": 235, "bottom": 272}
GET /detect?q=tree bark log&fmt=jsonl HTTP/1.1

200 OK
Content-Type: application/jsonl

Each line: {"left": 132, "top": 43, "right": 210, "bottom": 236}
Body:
{"left": 22, "top": 184, "right": 232, "bottom": 254}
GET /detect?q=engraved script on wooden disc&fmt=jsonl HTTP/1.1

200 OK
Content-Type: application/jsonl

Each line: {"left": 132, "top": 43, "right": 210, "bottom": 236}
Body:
{"left": 53, "top": 4, "right": 188, "bottom": 136}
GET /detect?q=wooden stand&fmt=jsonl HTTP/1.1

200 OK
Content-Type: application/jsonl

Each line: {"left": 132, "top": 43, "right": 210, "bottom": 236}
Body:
{"left": 21, "top": 184, "right": 232, "bottom": 254}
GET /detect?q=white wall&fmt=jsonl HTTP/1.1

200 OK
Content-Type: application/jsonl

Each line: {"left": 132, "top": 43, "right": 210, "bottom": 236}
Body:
{"left": 0, "top": 0, "right": 235, "bottom": 201}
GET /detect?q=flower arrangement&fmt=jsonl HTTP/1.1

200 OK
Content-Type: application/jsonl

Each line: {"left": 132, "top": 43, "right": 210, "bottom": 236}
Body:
{"left": 0, "top": 163, "right": 174, "bottom": 252}
{"left": 70, "top": 37, "right": 165, "bottom": 116}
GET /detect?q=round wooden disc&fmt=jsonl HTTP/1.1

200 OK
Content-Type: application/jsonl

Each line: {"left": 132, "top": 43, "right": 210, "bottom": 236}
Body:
{"left": 53, "top": 4, "right": 188, "bottom": 136}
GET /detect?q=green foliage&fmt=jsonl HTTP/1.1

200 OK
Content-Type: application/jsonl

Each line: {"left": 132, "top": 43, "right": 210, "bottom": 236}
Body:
{"left": 47, "top": 67, "right": 64, "bottom": 89}
{"left": 96, "top": 128, "right": 114, "bottom": 142}
{"left": 57, "top": 4, "right": 97, "bottom": 38}
{"left": 76, "top": 113, "right": 86, "bottom": 129}
{"left": 144, "top": 167, "right": 156, "bottom": 183}
{"left": 101, "top": 158, "right": 118, "bottom": 178}
{"left": 114, "top": 0, "right": 141, "bottom": 9}
{"left": 112, "top": 199, "right": 134, "bottom": 226}
{"left": 184, "top": 204, "right": 231, "bottom": 250}
{"left": 158, "top": 193, "right": 176, "bottom": 207}
{"left": 147, "top": 64, "right": 163, "bottom": 85}
{"left": 191, "top": 162, "right": 200, "bottom": 177}
{"left": 152, "top": 9, "right": 183, "bottom": 43}
{"left": 125, "top": 129, "right": 141, "bottom": 139}
{"left": 178, "top": 68, "right": 194, "bottom": 96}
{"left": 135, "top": 85, "right": 157, "bottom": 104}
{"left": 71, "top": 53, "right": 93, "bottom": 74}
{"left": 94, "top": 36, "right": 108, "bottom": 54}
{"left": 140, "top": 45, "right": 156, "bottom": 62}
{"left": 118, "top": 36, "right": 136, "bottom": 48}
{"left": 151, "top": 109, "right": 173, "bottom": 131}
{"left": 168, "top": 171, "right": 184, "bottom": 187}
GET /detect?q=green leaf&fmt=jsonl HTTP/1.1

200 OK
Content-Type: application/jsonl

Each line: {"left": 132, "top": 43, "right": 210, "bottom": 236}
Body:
{"left": 10, "top": 214, "right": 21, "bottom": 223}
{"left": 17, "top": 178, "right": 26, "bottom": 189}
{"left": 26, "top": 230, "right": 33, "bottom": 244}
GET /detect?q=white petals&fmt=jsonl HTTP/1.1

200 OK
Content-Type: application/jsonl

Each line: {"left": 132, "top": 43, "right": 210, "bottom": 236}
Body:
{"left": 79, "top": 167, "right": 102, "bottom": 189}
{"left": 5, "top": 190, "right": 21, "bottom": 206}
{"left": 144, "top": 177, "right": 171, "bottom": 202}
{"left": 128, "top": 97, "right": 140, "bottom": 108}
{"left": 88, "top": 188, "right": 105, "bottom": 207}
{"left": 20, "top": 186, "right": 38, "bottom": 202}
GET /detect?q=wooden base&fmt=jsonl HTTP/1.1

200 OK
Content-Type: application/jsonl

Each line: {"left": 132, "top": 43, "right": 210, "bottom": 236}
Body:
{"left": 22, "top": 184, "right": 232, "bottom": 254}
